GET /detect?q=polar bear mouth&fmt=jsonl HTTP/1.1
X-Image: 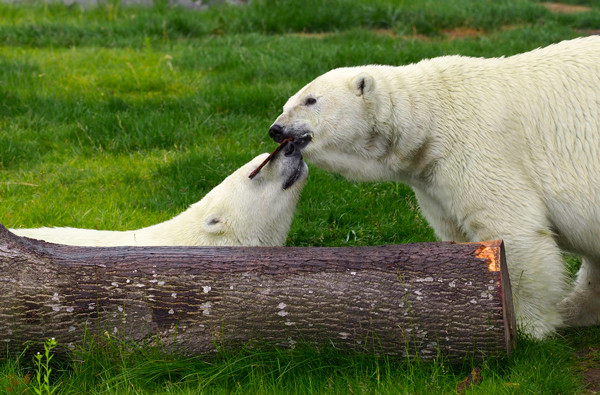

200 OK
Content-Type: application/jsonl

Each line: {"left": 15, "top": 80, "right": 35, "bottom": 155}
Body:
{"left": 282, "top": 141, "right": 307, "bottom": 190}
{"left": 247, "top": 139, "right": 306, "bottom": 190}
{"left": 282, "top": 160, "right": 306, "bottom": 190}
{"left": 269, "top": 124, "right": 312, "bottom": 150}
{"left": 292, "top": 134, "right": 312, "bottom": 150}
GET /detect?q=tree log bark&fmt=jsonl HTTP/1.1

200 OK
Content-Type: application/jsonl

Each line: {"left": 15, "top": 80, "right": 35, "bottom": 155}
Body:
{"left": 0, "top": 224, "right": 515, "bottom": 361}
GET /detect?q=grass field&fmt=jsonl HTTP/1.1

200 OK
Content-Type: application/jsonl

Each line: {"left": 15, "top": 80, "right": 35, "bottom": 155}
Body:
{"left": 1, "top": 0, "right": 600, "bottom": 393}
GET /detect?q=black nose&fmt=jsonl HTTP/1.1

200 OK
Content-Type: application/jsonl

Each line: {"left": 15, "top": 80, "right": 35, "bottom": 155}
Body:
{"left": 269, "top": 124, "right": 284, "bottom": 142}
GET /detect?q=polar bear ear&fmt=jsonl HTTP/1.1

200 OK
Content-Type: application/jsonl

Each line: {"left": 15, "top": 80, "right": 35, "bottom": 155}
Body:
{"left": 352, "top": 72, "right": 375, "bottom": 97}
{"left": 203, "top": 214, "right": 226, "bottom": 234}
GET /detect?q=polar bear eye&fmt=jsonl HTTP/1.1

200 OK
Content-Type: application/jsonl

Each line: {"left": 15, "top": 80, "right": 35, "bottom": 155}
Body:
{"left": 304, "top": 97, "right": 317, "bottom": 106}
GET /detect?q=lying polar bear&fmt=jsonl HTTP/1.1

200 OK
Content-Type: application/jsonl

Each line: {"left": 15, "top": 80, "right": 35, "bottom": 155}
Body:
{"left": 11, "top": 145, "right": 308, "bottom": 247}
{"left": 269, "top": 36, "right": 600, "bottom": 339}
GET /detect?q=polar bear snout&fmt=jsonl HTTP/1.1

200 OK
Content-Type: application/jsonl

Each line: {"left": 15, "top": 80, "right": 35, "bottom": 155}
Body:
{"left": 269, "top": 123, "right": 313, "bottom": 151}
{"left": 249, "top": 141, "right": 307, "bottom": 190}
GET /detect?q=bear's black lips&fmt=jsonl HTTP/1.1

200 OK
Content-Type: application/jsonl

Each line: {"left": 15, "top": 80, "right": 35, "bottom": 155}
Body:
{"left": 281, "top": 139, "right": 305, "bottom": 190}
{"left": 293, "top": 134, "right": 312, "bottom": 150}
{"left": 282, "top": 161, "right": 305, "bottom": 190}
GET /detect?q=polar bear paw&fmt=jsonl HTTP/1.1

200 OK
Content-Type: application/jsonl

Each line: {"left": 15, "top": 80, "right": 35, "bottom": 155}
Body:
{"left": 559, "top": 290, "right": 600, "bottom": 328}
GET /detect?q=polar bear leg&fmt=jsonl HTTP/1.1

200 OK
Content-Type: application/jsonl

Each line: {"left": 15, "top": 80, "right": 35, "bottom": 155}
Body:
{"left": 497, "top": 233, "right": 568, "bottom": 338}
{"left": 464, "top": 201, "right": 569, "bottom": 339}
{"left": 413, "top": 189, "right": 469, "bottom": 242}
{"left": 559, "top": 257, "right": 600, "bottom": 327}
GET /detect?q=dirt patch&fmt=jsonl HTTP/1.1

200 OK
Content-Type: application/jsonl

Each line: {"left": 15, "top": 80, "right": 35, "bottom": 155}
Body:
{"left": 406, "top": 25, "right": 519, "bottom": 41}
{"left": 401, "top": 33, "right": 431, "bottom": 41}
{"left": 542, "top": 2, "right": 592, "bottom": 14}
{"left": 443, "top": 27, "right": 484, "bottom": 39}
{"left": 576, "top": 347, "right": 600, "bottom": 393}
{"left": 579, "top": 29, "right": 600, "bottom": 36}
{"left": 582, "top": 368, "right": 600, "bottom": 393}
{"left": 372, "top": 29, "right": 397, "bottom": 38}
{"left": 289, "top": 29, "right": 398, "bottom": 39}
{"left": 287, "top": 32, "right": 331, "bottom": 39}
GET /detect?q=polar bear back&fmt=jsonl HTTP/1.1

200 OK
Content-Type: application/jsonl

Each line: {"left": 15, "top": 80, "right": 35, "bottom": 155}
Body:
{"left": 13, "top": 227, "right": 142, "bottom": 247}
{"left": 410, "top": 38, "right": 600, "bottom": 254}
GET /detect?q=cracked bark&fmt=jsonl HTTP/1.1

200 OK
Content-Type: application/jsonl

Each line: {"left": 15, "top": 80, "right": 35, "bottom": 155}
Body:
{"left": 0, "top": 225, "right": 515, "bottom": 361}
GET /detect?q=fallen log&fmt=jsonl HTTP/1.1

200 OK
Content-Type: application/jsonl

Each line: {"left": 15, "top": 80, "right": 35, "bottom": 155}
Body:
{"left": 0, "top": 224, "right": 515, "bottom": 361}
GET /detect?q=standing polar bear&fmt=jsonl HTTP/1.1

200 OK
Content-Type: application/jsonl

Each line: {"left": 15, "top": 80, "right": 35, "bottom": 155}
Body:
{"left": 269, "top": 36, "right": 600, "bottom": 339}
{"left": 11, "top": 145, "right": 308, "bottom": 247}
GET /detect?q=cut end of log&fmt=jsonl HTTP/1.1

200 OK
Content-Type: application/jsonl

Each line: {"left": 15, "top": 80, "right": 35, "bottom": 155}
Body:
{"left": 466, "top": 240, "right": 503, "bottom": 272}
{"left": 475, "top": 246, "right": 500, "bottom": 272}
{"left": 463, "top": 239, "right": 516, "bottom": 356}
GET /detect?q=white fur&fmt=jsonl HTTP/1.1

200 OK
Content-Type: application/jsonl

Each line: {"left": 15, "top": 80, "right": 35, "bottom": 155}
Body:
{"left": 11, "top": 153, "right": 308, "bottom": 247}
{"left": 271, "top": 36, "right": 600, "bottom": 338}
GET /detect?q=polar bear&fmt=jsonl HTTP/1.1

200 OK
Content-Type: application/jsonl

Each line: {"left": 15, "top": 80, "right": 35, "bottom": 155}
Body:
{"left": 269, "top": 36, "right": 600, "bottom": 339}
{"left": 11, "top": 146, "right": 308, "bottom": 247}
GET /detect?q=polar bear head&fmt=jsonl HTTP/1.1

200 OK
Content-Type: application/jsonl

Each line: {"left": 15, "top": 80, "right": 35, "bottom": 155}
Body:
{"left": 10, "top": 145, "right": 308, "bottom": 247}
{"left": 185, "top": 143, "right": 308, "bottom": 246}
{"left": 269, "top": 66, "right": 419, "bottom": 182}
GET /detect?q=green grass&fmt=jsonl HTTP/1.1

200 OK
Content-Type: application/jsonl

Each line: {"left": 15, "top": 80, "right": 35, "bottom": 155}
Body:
{"left": 0, "top": 334, "right": 585, "bottom": 394}
{"left": 1, "top": 0, "right": 599, "bottom": 393}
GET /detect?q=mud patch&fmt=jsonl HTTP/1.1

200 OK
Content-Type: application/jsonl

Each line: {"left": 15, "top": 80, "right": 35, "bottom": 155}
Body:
{"left": 371, "top": 29, "right": 397, "bottom": 38}
{"left": 289, "top": 29, "right": 398, "bottom": 39}
{"left": 576, "top": 347, "right": 600, "bottom": 393}
{"left": 287, "top": 32, "right": 331, "bottom": 39}
{"left": 542, "top": 2, "right": 592, "bottom": 14}
{"left": 443, "top": 27, "right": 484, "bottom": 39}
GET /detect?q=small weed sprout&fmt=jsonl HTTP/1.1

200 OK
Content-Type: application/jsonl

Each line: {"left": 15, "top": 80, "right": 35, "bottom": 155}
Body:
{"left": 33, "top": 337, "right": 59, "bottom": 395}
